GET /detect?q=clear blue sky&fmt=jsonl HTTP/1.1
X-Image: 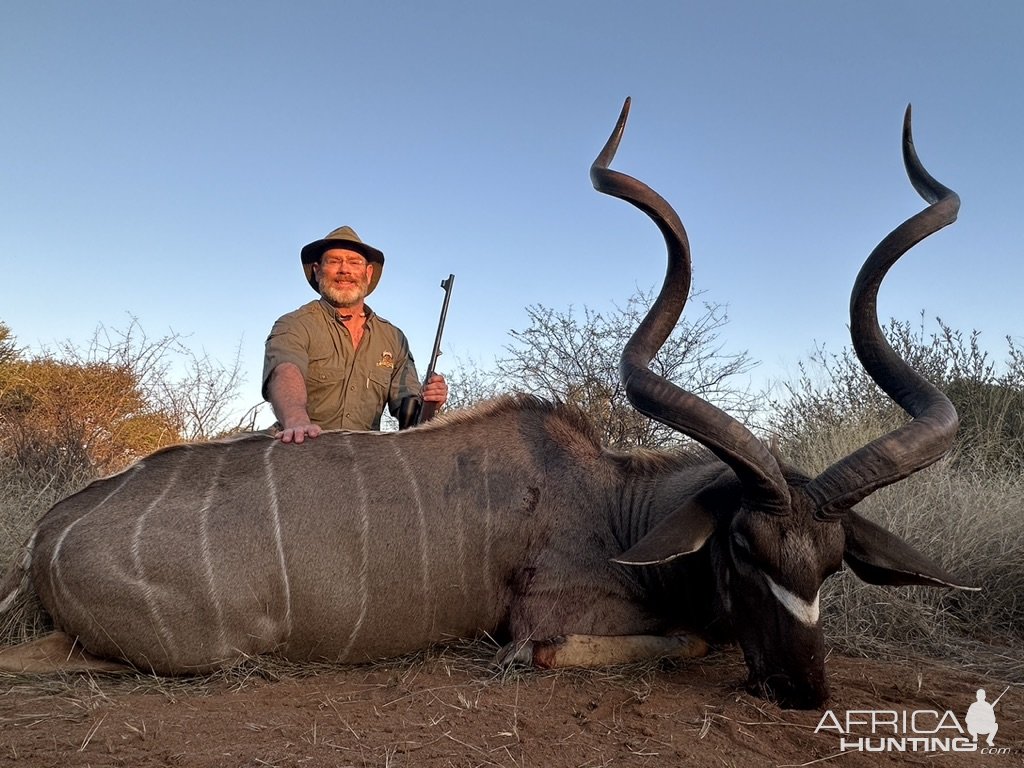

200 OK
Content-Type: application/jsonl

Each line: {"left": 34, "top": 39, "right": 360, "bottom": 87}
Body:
{"left": 2, "top": 2, "right": 1021, "bottom": 425}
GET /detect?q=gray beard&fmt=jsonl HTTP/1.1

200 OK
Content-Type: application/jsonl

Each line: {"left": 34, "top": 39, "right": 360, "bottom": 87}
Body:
{"left": 320, "top": 279, "right": 367, "bottom": 308}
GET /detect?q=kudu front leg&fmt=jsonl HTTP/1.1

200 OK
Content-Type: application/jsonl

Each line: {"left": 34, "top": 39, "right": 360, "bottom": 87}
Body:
{"left": 497, "top": 632, "right": 708, "bottom": 670}
{"left": 0, "top": 631, "right": 132, "bottom": 675}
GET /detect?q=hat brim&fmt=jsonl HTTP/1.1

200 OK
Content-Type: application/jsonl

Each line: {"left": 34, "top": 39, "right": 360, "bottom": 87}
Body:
{"left": 300, "top": 238, "right": 385, "bottom": 294}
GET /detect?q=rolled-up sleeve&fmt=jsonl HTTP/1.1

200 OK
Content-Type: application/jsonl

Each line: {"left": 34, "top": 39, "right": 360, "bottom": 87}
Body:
{"left": 262, "top": 315, "right": 312, "bottom": 400}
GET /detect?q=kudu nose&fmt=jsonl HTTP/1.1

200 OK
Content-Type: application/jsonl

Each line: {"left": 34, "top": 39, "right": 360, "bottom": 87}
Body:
{"left": 748, "top": 671, "right": 830, "bottom": 710}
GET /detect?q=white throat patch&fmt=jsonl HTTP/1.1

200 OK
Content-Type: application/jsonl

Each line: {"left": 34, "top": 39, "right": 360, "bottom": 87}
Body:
{"left": 766, "top": 575, "right": 820, "bottom": 626}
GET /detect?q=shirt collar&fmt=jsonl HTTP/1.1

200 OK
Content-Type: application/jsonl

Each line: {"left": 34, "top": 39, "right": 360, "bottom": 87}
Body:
{"left": 317, "top": 297, "right": 376, "bottom": 322}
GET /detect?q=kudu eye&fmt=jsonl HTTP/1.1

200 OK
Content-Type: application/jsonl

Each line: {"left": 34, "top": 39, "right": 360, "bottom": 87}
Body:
{"left": 730, "top": 531, "right": 755, "bottom": 561}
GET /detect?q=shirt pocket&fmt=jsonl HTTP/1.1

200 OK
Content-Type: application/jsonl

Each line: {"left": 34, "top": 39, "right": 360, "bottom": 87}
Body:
{"left": 307, "top": 355, "right": 346, "bottom": 382}
{"left": 306, "top": 359, "right": 347, "bottom": 409}
{"left": 366, "top": 367, "right": 392, "bottom": 395}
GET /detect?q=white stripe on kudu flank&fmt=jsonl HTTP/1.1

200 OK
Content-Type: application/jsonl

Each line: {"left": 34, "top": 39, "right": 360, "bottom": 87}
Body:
{"left": 264, "top": 441, "right": 293, "bottom": 635}
{"left": 0, "top": 530, "right": 37, "bottom": 613}
{"left": 481, "top": 448, "right": 494, "bottom": 596}
{"left": 130, "top": 462, "right": 183, "bottom": 661}
{"left": 391, "top": 442, "right": 432, "bottom": 630}
{"left": 339, "top": 435, "right": 369, "bottom": 660}
{"left": 766, "top": 575, "right": 820, "bottom": 627}
{"left": 49, "top": 464, "right": 142, "bottom": 607}
{"left": 198, "top": 451, "right": 229, "bottom": 655}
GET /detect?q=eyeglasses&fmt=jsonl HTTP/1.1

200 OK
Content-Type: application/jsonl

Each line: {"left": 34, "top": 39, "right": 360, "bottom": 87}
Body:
{"left": 321, "top": 255, "right": 368, "bottom": 270}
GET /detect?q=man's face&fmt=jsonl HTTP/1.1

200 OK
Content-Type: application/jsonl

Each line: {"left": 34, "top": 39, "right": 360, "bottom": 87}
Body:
{"left": 314, "top": 248, "right": 374, "bottom": 308}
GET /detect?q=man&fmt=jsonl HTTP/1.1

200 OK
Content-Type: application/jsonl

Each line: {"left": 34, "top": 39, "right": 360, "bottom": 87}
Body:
{"left": 263, "top": 226, "right": 448, "bottom": 442}
{"left": 966, "top": 688, "right": 999, "bottom": 747}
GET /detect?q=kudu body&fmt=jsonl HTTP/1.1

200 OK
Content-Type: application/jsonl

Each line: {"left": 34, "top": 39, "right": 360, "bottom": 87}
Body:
{"left": 0, "top": 101, "right": 973, "bottom": 708}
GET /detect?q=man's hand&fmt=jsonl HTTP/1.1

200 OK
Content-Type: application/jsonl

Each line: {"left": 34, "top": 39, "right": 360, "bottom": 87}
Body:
{"left": 422, "top": 373, "right": 448, "bottom": 405}
{"left": 268, "top": 363, "right": 322, "bottom": 444}
{"left": 277, "top": 422, "right": 322, "bottom": 444}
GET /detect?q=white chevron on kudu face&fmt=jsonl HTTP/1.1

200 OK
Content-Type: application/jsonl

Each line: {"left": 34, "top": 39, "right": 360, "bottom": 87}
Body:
{"left": 765, "top": 575, "right": 820, "bottom": 627}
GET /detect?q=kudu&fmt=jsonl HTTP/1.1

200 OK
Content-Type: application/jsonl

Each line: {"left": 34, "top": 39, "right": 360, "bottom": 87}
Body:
{"left": 0, "top": 100, "right": 973, "bottom": 709}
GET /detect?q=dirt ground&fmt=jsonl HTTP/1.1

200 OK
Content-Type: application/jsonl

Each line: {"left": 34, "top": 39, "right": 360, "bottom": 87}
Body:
{"left": 0, "top": 644, "right": 1020, "bottom": 768}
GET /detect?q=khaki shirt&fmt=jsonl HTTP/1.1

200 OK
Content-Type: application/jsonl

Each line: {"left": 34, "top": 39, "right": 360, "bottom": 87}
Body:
{"left": 263, "top": 299, "right": 422, "bottom": 431}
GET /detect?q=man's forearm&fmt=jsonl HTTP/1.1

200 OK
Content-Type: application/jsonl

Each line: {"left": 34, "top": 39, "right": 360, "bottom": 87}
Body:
{"left": 267, "top": 363, "right": 312, "bottom": 428}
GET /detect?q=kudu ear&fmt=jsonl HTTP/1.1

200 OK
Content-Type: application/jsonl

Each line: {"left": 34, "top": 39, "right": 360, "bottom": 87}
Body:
{"left": 613, "top": 470, "right": 740, "bottom": 566}
{"left": 842, "top": 512, "right": 978, "bottom": 590}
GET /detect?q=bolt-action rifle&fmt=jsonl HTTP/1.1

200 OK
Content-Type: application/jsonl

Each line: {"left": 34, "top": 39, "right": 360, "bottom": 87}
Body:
{"left": 397, "top": 274, "right": 454, "bottom": 429}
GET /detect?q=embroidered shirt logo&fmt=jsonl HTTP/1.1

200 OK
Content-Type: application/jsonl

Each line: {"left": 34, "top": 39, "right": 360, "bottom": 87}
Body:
{"left": 377, "top": 351, "right": 395, "bottom": 369}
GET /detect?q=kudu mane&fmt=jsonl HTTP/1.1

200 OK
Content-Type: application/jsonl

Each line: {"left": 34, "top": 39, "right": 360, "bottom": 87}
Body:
{"left": 432, "top": 393, "right": 710, "bottom": 477}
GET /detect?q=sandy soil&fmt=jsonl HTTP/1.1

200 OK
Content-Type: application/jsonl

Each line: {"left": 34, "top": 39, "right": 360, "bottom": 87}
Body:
{"left": 1, "top": 645, "right": 1020, "bottom": 768}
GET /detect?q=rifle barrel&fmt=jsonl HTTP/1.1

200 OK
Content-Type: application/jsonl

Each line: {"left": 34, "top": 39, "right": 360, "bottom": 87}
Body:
{"left": 416, "top": 274, "right": 455, "bottom": 425}
{"left": 425, "top": 274, "right": 455, "bottom": 380}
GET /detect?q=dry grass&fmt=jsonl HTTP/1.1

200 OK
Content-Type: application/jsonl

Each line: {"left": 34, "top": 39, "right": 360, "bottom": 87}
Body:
{"left": 0, "top": 632, "right": 671, "bottom": 705}
{"left": 0, "top": 437, "right": 94, "bottom": 548}
{"left": 0, "top": 450, "right": 88, "bottom": 646}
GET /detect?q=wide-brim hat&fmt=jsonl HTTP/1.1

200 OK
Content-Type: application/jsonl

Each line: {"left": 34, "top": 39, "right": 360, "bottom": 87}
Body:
{"left": 300, "top": 226, "right": 385, "bottom": 294}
